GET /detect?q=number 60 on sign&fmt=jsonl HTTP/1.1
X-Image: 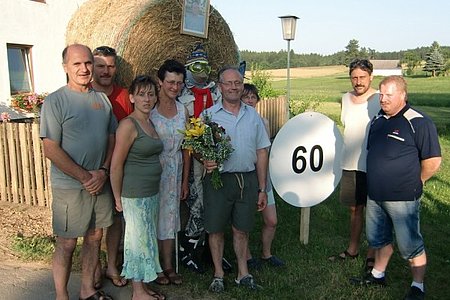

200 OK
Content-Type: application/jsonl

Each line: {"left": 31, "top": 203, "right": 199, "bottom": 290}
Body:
{"left": 269, "top": 112, "right": 343, "bottom": 208}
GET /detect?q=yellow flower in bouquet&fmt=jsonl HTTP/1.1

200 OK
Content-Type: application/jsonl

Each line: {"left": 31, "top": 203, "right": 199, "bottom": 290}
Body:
{"left": 179, "top": 116, "right": 234, "bottom": 189}
{"left": 184, "top": 117, "right": 205, "bottom": 140}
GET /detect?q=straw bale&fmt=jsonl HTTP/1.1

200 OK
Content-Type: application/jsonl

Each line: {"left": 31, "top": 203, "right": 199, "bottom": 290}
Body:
{"left": 66, "top": 0, "right": 239, "bottom": 87}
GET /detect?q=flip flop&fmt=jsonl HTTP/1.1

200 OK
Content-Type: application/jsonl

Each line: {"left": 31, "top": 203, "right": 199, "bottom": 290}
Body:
{"left": 149, "top": 291, "right": 166, "bottom": 300}
{"left": 328, "top": 250, "right": 359, "bottom": 261}
{"left": 154, "top": 273, "right": 170, "bottom": 285}
{"left": 163, "top": 268, "right": 182, "bottom": 285}
{"left": 79, "top": 290, "right": 113, "bottom": 300}
{"left": 105, "top": 273, "right": 128, "bottom": 287}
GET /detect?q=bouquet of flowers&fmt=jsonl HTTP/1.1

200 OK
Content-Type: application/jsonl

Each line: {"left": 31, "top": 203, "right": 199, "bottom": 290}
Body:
{"left": 179, "top": 115, "right": 234, "bottom": 189}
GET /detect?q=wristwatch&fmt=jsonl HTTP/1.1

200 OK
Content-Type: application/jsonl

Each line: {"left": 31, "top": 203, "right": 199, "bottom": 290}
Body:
{"left": 258, "top": 188, "right": 266, "bottom": 193}
{"left": 99, "top": 166, "right": 110, "bottom": 176}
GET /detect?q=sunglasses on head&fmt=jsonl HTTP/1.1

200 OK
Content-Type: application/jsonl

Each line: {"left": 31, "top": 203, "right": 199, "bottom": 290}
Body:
{"left": 93, "top": 46, "right": 116, "bottom": 56}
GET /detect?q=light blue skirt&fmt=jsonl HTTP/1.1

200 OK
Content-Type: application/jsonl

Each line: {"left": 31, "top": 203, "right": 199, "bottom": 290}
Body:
{"left": 121, "top": 194, "right": 162, "bottom": 282}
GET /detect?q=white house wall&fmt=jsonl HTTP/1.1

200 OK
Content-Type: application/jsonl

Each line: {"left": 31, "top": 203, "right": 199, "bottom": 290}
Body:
{"left": 373, "top": 69, "right": 403, "bottom": 77}
{"left": 0, "top": 0, "right": 88, "bottom": 104}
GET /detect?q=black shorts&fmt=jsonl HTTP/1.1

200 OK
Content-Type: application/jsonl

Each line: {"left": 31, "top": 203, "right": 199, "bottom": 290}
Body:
{"left": 339, "top": 170, "right": 367, "bottom": 206}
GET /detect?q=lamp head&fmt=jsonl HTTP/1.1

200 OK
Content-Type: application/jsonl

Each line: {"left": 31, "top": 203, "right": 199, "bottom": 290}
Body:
{"left": 279, "top": 15, "right": 299, "bottom": 41}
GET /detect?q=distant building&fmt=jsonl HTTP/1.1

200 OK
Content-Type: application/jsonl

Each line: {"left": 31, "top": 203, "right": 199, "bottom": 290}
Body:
{"left": 0, "top": 0, "right": 88, "bottom": 108}
{"left": 370, "top": 60, "right": 402, "bottom": 76}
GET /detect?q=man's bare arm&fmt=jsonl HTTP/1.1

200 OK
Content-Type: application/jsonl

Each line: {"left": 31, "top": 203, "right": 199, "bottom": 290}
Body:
{"left": 255, "top": 148, "right": 268, "bottom": 211}
{"left": 42, "top": 138, "right": 91, "bottom": 184}
{"left": 421, "top": 156, "right": 442, "bottom": 183}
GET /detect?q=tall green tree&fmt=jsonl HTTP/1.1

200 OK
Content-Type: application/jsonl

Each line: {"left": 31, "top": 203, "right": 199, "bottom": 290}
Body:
{"left": 443, "top": 59, "right": 450, "bottom": 76}
{"left": 402, "top": 51, "right": 422, "bottom": 75}
{"left": 423, "top": 41, "right": 445, "bottom": 77}
{"left": 344, "top": 39, "right": 360, "bottom": 66}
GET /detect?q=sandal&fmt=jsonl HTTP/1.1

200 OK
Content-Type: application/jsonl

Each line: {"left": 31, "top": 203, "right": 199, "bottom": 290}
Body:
{"left": 364, "top": 257, "right": 375, "bottom": 272}
{"left": 149, "top": 291, "right": 166, "bottom": 300}
{"left": 79, "top": 290, "right": 113, "bottom": 300}
{"left": 154, "top": 273, "right": 170, "bottom": 285}
{"left": 105, "top": 273, "right": 128, "bottom": 287}
{"left": 328, "top": 250, "right": 359, "bottom": 261}
{"left": 163, "top": 268, "right": 182, "bottom": 285}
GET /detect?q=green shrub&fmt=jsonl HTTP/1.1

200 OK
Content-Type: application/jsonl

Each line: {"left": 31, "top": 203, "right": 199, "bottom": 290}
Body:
{"left": 249, "top": 63, "right": 280, "bottom": 98}
{"left": 289, "top": 95, "right": 322, "bottom": 116}
{"left": 12, "top": 234, "right": 55, "bottom": 261}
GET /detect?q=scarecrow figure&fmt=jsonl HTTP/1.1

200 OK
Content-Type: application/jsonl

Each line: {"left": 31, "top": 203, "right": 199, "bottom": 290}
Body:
{"left": 178, "top": 44, "right": 232, "bottom": 274}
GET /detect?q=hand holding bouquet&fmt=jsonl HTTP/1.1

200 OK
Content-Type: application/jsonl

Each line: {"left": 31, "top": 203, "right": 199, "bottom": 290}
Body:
{"left": 179, "top": 116, "right": 234, "bottom": 189}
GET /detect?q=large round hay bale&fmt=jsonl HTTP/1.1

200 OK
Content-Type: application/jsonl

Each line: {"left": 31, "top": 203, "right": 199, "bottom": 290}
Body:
{"left": 66, "top": 0, "right": 239, "bottom": 87}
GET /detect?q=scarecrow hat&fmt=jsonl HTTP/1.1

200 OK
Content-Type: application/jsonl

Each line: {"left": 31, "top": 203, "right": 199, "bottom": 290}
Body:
{"left": 186, "top": 44, "right": 209, "bottom": 66}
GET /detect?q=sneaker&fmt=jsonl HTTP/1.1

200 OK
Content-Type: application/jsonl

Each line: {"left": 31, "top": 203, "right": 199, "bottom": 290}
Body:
{"left": 262, "top": 255, "right": 285, "bottom": 267}
{"left": 405, "top": 286, "right": 425, "bottom": 300}
{"left": 247, "top": 257, "right": 262, "bottom": 270}
{"left": 209, "top": 277, "right": 224, "bottom": 293}
{"left": 350, "top": 272, "right": 386, "bottom": 286}
{"left": 235, "top": 274, "right": 263, "bottom": 290}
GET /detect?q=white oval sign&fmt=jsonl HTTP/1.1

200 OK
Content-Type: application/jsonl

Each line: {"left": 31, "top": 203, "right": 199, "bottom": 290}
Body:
{"left": 270, "top": 112, "right": 343, "bottom": 207}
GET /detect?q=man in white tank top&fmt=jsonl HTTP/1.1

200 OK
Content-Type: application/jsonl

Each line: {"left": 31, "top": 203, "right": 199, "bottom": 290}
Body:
{"left": 328, "top": 59, "right": 380, "bottom": 272}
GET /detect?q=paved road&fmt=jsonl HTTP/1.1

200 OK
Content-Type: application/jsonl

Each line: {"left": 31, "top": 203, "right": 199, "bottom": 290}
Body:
{"left": 0, "top": 261, "right": 213, "bottom": 300}
{"left": 0, "top": 261, "right": 130, "bottom": 300}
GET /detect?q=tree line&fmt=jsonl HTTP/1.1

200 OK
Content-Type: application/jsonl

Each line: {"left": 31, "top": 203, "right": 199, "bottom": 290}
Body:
{"left": 240, "top": 40, "right": 450, "bottom": 77}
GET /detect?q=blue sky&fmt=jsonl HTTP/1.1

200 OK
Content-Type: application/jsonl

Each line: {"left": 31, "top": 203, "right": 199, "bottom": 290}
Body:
{"left": 210, "top": 0, "right": 450, "bottom": 55}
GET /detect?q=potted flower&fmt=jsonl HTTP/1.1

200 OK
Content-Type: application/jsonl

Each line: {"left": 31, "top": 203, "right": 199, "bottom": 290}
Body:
{"left": 10, "top": 92, "right": 48, "bottom": 119}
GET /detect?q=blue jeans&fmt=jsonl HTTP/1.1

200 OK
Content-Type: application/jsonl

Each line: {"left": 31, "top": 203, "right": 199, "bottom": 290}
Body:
{"left": 366, "top": 198, "right": 425, "bottom": 260}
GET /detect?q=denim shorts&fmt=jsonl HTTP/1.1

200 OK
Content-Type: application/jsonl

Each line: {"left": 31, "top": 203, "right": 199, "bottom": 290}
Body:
{"left": 366, "top": 197, "right": 425, "bottom": 260}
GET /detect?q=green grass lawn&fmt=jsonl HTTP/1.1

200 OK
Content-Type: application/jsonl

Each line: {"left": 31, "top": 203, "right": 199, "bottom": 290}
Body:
{"left": 273, "top": 73, "right": 450, "bottom": 108}
{"left": 181, "top": 75, "right": 450, "bottom": 299}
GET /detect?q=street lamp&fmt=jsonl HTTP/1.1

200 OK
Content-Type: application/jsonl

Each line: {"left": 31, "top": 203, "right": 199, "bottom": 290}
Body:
{"left": 279, "top": 15, "right": 299, "bottom": 121}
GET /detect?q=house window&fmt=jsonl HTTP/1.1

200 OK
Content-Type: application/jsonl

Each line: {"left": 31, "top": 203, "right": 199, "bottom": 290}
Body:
{"left": 7, "top": 44, "right": 34, "bottom": 94}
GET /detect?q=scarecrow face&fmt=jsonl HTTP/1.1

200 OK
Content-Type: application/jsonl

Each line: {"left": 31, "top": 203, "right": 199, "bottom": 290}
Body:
{"left": 188, "top": 61, "right": 211, "bottom": 82}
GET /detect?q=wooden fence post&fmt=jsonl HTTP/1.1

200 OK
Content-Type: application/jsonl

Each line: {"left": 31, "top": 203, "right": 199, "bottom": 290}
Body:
{"left": 32, "top": 123, "right": 47, "bottom": 206}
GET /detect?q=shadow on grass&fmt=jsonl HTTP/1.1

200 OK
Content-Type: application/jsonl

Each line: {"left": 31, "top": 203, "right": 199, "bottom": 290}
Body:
{"left": 406, "top": 74, "right": 430, "bottom": 79}
{"left": 409, "top": 93, "right": 450, "bottom": 107}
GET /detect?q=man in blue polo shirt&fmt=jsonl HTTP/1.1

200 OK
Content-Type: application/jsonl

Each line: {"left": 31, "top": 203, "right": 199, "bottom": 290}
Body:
{"left": 351, "top": 76, "right": 441, "bottom": 300}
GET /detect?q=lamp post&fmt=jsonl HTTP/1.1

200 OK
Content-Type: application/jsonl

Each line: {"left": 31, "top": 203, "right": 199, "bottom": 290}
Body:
{"left": 279, "top": 15, "right": 299, "bottom": 121}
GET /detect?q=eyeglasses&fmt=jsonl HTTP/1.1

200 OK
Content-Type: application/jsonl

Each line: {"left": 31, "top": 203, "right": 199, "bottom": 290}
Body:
{"left": 93, "top": 46, "right": 116, "bottom": 56}
{"left": 188, "top": 62, "right": 211, "bottom": 74}
{"left": 220, "top": 81, "right": 243, "bottom": 87}
{"left": 164, "top": 80, "right": 184, "bottom": 87}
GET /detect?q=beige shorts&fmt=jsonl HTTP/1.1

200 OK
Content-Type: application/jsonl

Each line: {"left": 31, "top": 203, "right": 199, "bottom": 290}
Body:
{"left": 51, "top": 184, "right": 113, "bottom": 238}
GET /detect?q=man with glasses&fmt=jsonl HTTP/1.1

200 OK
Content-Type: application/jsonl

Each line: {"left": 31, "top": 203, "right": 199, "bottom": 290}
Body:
{"left": 178, "top": 44, "right": 225, "bottom": 274}
{"left": 40, "top": 44, "right": 116, "bottom": 300}
{"left": 202, "top": 66, "right": 270, "bottom": 292}
{"left": 92, "top": 46, "right": 132, "bottom": 288}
